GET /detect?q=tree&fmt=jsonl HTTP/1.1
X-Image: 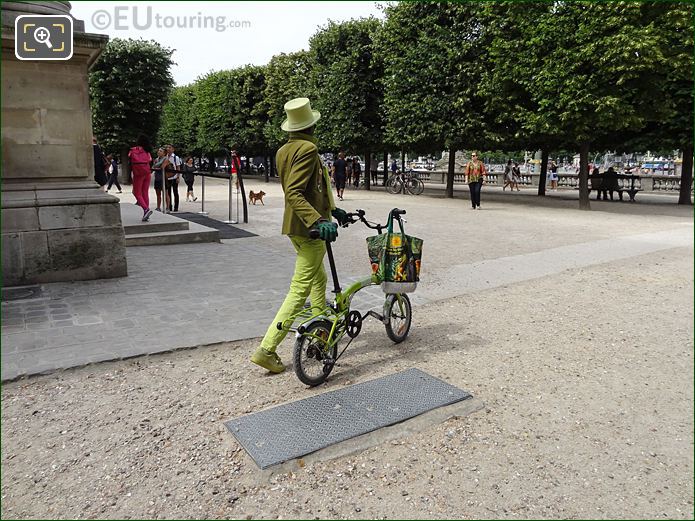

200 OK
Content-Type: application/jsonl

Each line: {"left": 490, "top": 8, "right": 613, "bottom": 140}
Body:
{"left": 158, "top": 85, "right": 198, "bottom": 156}
{"left": 193, "top": 66, "right": 266, "bottom": 223}
{"left": 228, "top": 65, "right": 268, "bottom": 160}
{"left": 89, "top": 38, "right": 174, "bottom": 181}
{"left": 378, "top": 2, "right": 489, "bottom": 197}
{"left": 509, "top": 2, "right": 671, "bottom": 209}
{"left": 194, "top": 70, "right": 236, "bottom": 156}
{"left": 634, "top": 3, "right": 693, "bottom": 204}
{"left": 263, "top": 52, "right": 313, "bottom": 154}
{"left": 479, "top": 2, "right": 562, "bottom": 196}
{"left": 309, "top": 18, "right": 384, "bottom": 189}
{"left": 195, "top": 66, "right": 266, "bottom": 153}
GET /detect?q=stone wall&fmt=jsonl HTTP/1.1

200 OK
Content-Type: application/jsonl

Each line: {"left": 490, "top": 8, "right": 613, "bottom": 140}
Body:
{"left": 1, "top": 5, "right": 127, "bottom": 286}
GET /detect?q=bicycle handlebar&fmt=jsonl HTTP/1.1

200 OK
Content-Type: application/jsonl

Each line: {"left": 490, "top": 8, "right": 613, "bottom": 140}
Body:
{"left": 310, "top": 208, "right": 406, "bottom": 240}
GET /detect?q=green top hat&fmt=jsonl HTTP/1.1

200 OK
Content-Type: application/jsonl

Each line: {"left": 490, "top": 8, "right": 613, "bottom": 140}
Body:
{"left": 281, "top": 97, "right": 321, "bottom": 132}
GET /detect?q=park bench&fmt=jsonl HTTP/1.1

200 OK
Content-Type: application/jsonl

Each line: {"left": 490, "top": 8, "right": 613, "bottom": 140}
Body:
{"left": 582, "top": 174, "right": 643, "bottom": 202}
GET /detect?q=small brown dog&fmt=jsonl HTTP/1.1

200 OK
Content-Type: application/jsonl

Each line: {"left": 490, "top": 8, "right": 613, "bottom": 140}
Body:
{"left": 248, "top": 190, "right": 266, "bottom": 205}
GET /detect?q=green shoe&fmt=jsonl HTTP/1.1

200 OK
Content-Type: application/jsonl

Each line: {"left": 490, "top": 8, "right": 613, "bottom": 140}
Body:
{"left": 250, "top": 347, "right": 286, "bottom": 374}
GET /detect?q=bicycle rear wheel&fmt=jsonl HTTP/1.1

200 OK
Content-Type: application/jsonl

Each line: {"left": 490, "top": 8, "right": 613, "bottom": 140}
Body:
{"left": 293, "top": 320, "right": 337, "bottom": 386}
{"left": 405, "top": 177, "right": 424, "bottom": 195}
{"left": 384, "top": 294, "right": 412, "bottom": 343}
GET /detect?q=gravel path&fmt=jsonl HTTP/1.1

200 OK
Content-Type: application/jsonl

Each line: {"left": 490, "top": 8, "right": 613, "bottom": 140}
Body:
{"left": 2, "top": 247, "right": 692, "bottom": 520}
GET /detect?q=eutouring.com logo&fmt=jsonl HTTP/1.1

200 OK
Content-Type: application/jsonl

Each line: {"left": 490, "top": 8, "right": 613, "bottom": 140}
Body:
{"left": 91, "top": 6, "right": 252, "bottom": 33}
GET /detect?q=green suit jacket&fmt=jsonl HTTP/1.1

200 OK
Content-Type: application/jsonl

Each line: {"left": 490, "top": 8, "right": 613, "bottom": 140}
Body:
{"left": 277, "top": 132, "right": 332, "bottom": 237}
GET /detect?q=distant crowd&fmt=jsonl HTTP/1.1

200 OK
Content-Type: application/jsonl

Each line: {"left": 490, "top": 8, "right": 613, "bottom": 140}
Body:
{"left": 92, "top": 135, "right": 242, "bottom": 222}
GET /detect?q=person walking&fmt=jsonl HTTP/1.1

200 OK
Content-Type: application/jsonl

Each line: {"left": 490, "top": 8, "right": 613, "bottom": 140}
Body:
{"left": 92, "top": 137, "right": 108, "bottom": 191}
{"left": 166, "top": 145, "right": 181, "bottom": 211}
{"left": 105, "top": 154, "right": 122, "bottom": 193}
{"left": 503, "top": 159, "right": 515, "bottom": 191}
{"left": 370, "top": 154, "right": 379, "bottom": 184}
{"left": 345, "top": 156, "right": 353, "bottom": 189}
{"left": 230, "top": 150, "right": 241, "bottom": 191}
{"left": 332, "top": 151, "right": 347, "bottom": 201}
{"left": 512, "top": 161, "right": 522, "bottom": 190}
{"left": 251, "top": 97, "right": 348, "bottom": 374}
{"left": 549, "top": 160, "right": 559, "bottom": 190}
{"left": 352, "top": 157, "right": 362, "bottom": 188}
{"left": 128, "top": 135, "right": 153, "bottom": 221}
{"left": 183, "top": 157, "right": 197, "bottom": 202}
{"left": 465, "top": 151, "right": 486, "bottom": 209}
{"left": 152, "top": 147, "right": 169, "bottom": 212}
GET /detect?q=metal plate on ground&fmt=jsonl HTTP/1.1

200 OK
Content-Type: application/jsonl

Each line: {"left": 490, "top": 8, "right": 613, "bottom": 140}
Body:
{"left": 224, "top": 368, "right": 471, "bottom": 469}
{"left": 175, "top": 213, "right": 257, "bottom": 239}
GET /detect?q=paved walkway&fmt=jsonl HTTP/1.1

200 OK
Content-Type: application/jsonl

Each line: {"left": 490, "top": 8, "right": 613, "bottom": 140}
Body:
{"left": 0, "top": 235, "right": 389, "bottom": 381}
{"left": 1, "top": 184, "right": 692, "bottom": 380}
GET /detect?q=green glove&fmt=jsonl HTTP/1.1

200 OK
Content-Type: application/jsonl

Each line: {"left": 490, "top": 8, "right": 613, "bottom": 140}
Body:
{"left": 331, "top": 208, "right": 349, "bottom": 226}
{"left": 317, "top": 220, "right": 338, "bottom": 242}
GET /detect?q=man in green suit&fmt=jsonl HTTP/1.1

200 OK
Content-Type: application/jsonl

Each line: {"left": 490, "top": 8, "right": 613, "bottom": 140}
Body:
{"left": 251, "top": 98, "right": 348, "bottom": 374}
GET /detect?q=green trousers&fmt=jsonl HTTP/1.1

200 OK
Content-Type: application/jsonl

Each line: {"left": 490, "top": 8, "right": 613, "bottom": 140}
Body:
{"left": 260, "top": 235, "right": 327, "bottom": 352}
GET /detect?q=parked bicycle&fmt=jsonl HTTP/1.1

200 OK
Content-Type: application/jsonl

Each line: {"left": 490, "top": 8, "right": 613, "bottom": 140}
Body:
{"left": 386, "top": 169, "right": 425, "bottom": 195}
{"left": 277, "top": 208, "right": 414, "bottom": 386}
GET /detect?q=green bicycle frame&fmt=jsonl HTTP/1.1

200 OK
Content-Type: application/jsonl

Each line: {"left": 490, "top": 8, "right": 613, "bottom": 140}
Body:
{"left": 278, "top": 210, "right": 410, "bottom": 359}
{"left": 278, "top": 273, "right": 374, "bottom": 349}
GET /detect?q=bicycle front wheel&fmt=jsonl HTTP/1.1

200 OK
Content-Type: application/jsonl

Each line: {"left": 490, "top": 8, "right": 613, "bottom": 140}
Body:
{"left": 384, "top": 294, "right": 412, "bottom": 343}
{"left": 386, "top": 176, "right": 403, "bottom": 194}
{"left": 293, "top": 320, "right": 337, "bottom": 386}
{"left": 405, "top": 177, "right": 424, "bottom": 195}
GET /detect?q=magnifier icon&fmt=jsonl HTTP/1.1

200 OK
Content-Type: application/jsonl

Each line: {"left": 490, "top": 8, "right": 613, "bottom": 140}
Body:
{"left": 33, "top": 26, "right": 53, "bottom": 49}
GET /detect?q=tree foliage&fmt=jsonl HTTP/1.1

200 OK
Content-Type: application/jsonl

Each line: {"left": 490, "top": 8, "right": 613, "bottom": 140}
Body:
{"left": 378, "top": 2, "right": 490, "bottom": 153}
{"left": 309, "top": 18, "right": 384, "bottom": 153}
{"left": 89, "top": 38, "right": 174, "bottom": 155}
{"left": 193, "top": 66, "right": 267, "bottom": 156}
{"left": 158, "top": 85, "right": 198, "bottom": 155}
{"left": 263, "top": 51, "right": 313, "bottom": 152}
{"left": 378, "top": 2, "right": 492, "bottom": 196}
{"left": 92, "top": 5, "right": 693, "bottom": 206}
{"left": 481, "top": 1, "right": 684, "bottom": 208}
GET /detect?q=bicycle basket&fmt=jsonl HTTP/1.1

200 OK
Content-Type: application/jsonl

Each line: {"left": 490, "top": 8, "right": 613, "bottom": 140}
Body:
{"left": 366, "top": 214, "right": 423, "bottom": 294}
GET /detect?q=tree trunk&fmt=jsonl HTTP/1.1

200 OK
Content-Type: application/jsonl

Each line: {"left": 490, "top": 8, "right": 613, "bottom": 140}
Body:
{"left": 364, "top": 150, "right": 371, "bottom": 190}
{"left": 445, "top": 147, "right": 456, "bottom": 198}
{"left": 383, "top": 151, "right": 388, "bottom": 186}
{"left": 270, "top": 153, "right": 277, "bottom": 178}
{"left": 537, "top": 148, "right": 549, "bottom": 196}
{"left": 678, "top": 144, "right": 693, "bottom": 205}
{"left": 264, "top": 155, "right": 269, "bottom": 183}
{"left": 120, "top": 146, "right": 132, "bottom": 185}
{"left": 578, "top": 142, "right": 591, "bottom": 210}
{"left": 401, "top": 149, "right": 405, "bottom": 172}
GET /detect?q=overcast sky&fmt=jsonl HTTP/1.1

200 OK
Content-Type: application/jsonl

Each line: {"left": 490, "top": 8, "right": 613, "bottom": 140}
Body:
{"left": 71, "top": 1, "right": 385, "bottom": 85}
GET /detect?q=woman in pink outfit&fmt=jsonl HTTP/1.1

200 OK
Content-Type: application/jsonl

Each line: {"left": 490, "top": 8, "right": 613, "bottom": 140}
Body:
{"left": 128, "top": 135, "right": 154, "bottom": 222}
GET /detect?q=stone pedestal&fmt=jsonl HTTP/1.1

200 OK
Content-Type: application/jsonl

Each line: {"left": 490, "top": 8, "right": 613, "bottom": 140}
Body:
{"left": 1, "top": 2, "right": 127, "bottom": 286}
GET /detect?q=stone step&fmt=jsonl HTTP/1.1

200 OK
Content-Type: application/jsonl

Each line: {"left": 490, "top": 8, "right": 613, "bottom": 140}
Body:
{"left": 125, "top": 221, "right": 219, "bottom": 246}
{"left": 123, "top": 219, "right": 188, "bottom": 235}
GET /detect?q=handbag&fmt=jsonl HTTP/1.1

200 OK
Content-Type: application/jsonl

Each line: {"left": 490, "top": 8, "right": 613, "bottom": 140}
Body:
{"left": 366, "top": 214, "right": 423, "bottom": 294}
